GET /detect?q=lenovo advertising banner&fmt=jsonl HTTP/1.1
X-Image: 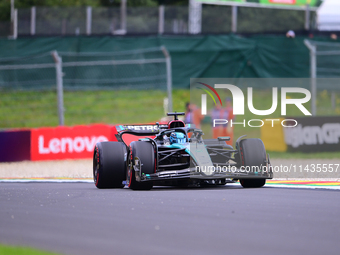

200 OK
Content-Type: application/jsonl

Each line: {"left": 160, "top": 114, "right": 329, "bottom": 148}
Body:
{"left": 284, "top": 116, "right": 340, "bottom": 152}
{"left": 31, "top": 124, "right": 117, "bottom": 161}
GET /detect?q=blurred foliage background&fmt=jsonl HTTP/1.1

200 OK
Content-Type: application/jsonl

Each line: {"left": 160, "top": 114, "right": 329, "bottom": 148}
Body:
{"left": 0, "top": 0, "right": 189, "bottom": 21}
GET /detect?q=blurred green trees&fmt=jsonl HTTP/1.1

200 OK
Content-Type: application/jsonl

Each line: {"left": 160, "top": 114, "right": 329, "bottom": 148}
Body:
{"left": 0, "top": 0, "right": 188, "bottom": 21}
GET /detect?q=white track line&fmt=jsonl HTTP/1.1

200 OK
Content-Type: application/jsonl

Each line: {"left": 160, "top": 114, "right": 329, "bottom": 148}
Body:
{"left": 1, "top": 179, "right": 339, "bottom": 190}
{"left": 265, "top": 184, "right": 340, "bottom": 190}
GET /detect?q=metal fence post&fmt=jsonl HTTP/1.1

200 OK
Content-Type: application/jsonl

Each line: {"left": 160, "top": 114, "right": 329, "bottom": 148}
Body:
{"left": 305, "top": 4, "right": 310, "bottom": 31}
{"left": 121, "top": 0, "right": 127, "bottom": 32}
{"left": 30, "top": 6, "right": 36, "bottom": 35}
{"left": 158, "top": 5, "right": 164, "bottom": 34}
{"left": 232, "top": 5, "right": 238, "bottom": 33}
{"left": 10, "top": 0, "right": 14, "bottom": 22}
{"left": 51, "top": 51, "right": 65, "bottom": 126}
{"left": 310, "top": 51, "right": 316, "bottom": 116}
{"left": 331, "top": 92, "right": 336, "bottom": 110}
{"left": 189, "top": 0, "right": 202, "bottom": 34}
{"left": 11, "top": 9, "right": 18, "bottom": 39}
{"left": 161, "top": 46, "right": 173, "bottom": 112}
{"left": 86, "top": 6, "right": 92, "bottom": 35}
{"left": 304, "top": 39, "right": 317, "bottom": 116}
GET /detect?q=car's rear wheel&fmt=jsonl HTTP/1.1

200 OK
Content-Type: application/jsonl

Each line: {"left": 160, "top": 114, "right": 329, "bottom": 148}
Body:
{"left": 239, "top": 138, "right": 266, "bottom": 188}
{"left": 127, "top": 141, "right": 155, "bottom": 190}
{"left": 93, "top": 142, "right": 126, "bottom": 189}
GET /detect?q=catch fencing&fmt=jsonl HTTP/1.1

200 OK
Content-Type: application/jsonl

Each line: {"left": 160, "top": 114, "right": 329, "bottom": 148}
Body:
{"left": 0, "top": 47, "right": 172, "bottom": 128}
{"left": 5, "top": 2, "right": 317, "bottom": 38}
{"left": 304, "top": 39, "right": 340, "bottom": 115}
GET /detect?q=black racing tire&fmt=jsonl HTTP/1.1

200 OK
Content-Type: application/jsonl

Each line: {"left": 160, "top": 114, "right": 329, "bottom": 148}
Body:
{"left": 240, "top": 178, "right": 266, "bottom": 188}
{"left": 93, "top": 142, "right": 126, "bottom": 189}
{"left": 239, "top": 138, "right": 266, "bottom": 188}
{"left": 127, "top": 141, "right": 155, "bottom": 190}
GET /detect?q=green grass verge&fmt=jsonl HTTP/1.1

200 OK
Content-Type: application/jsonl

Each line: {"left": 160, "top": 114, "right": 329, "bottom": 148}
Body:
{"left": 0, "top": 244, "right": 61, "bottom": 255}
{"left": 0, "top": 89, "right": 191, "bottom": 128}
{"left": 1, "top": 88, "right": 339, "bottom": 129}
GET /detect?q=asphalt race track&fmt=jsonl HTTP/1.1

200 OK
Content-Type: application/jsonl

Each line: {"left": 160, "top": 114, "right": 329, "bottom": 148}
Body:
{"left": 1, "top": 183, "right": 339, "bottom": 255}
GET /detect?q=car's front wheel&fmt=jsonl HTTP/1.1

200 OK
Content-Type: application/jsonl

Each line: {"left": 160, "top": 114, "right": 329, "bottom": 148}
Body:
{"left": 127, "top": 141, "right": 155, "bottom": 190}
{"left": 239, "top": 138, "right": 267, "bottom": 188}
{"left": 93, "top": 142, "right": 126, "bottom": 189}
{"left": 240, "top": 178, "right": 266, "bottom": 188}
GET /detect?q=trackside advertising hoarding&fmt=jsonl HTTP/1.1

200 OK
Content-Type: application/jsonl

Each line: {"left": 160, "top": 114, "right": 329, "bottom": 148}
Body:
{"left": 260, "top": 0, "right": 318, "bottom": 6}
{"left": 284, "top": 116, "right": 340, "bottom": 152}
{"left": 0, "top": 130, "right": 31, "bottom": 162}
{"left": 196, "top": 0, "right": 319, "bottom": 7}
{"left": 31, "top": 124, "right": 117, "bottom": 161}
{"left": 261, "top": 116, "right": 340, "bottom": 153}
{"left": 0, "top": 123, "right": 163, "bottom": 162}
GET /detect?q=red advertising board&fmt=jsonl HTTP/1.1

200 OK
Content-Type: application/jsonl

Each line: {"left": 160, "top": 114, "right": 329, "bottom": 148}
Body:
{"left": 269, "top": 0, "right": 296, "bottom": 4}
{"left": 31, "top": 124, "right": 117, "bottom": 161}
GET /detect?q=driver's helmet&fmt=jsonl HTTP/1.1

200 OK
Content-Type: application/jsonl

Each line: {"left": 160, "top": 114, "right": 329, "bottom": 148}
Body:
{"left": 170, "top": 132, "right": 186, "bottom": 144}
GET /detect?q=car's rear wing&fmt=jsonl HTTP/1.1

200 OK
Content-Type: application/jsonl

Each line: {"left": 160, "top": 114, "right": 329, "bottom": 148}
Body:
{"left": 115, "top": 124, "right": 168, "bottom": 146}
{"left": 115, "top": 124, "right": 168, "bottom": 134}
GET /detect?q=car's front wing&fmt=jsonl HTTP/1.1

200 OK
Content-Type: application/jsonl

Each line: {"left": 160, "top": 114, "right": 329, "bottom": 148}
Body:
{"left": 141, "top": 165, "right": 273, "bottom": 182}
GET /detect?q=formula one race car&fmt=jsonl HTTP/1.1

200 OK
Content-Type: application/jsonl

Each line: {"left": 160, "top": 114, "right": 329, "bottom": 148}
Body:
{"left": 93, "top": 112, "right": 273, "bottom": 190}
